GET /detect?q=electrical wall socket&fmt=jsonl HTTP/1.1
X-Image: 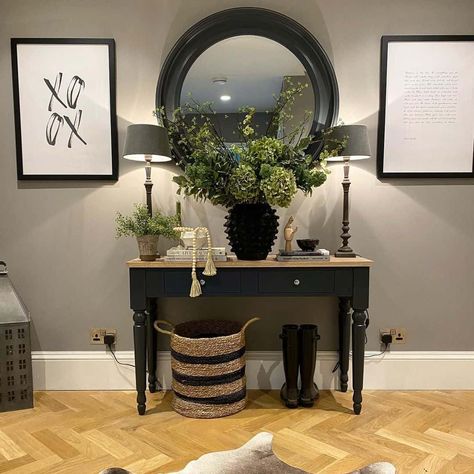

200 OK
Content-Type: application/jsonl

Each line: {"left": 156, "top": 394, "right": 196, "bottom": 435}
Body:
{"left": 89, "top": 328, "right": 117, "bottom": 345}
{"left": 380, "top": 328, "right": 407, "bottom": 344}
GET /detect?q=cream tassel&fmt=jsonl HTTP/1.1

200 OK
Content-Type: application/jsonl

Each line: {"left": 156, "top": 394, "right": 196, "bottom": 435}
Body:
{"left": 190, "top": 270, "right": 202, "bottom": 298}
{"left": 202, "top": 227, "right": 216, "bottom": 276}
{"left": 190, "top": 229, "right": 201, "bottom": 297}
{"left": 204, "top": 253, "right": 217, "bottom": 276}
{"left": 173, "top": 225, "right": 216, "bottom": 297}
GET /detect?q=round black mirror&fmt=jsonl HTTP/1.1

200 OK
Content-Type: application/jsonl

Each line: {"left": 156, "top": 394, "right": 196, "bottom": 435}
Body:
{"left": 156, "top": 7, "right": 339, "bottom": 164}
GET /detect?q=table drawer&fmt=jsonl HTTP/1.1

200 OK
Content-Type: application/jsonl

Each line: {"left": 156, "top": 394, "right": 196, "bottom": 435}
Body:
{"left": 258, "top": 269, "right": 335, "bottom": 294}
{"left": 164, "top": 269, "right": 242, "bottom": 296}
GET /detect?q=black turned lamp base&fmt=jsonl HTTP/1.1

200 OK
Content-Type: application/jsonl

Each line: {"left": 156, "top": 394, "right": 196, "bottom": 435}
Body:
{"left": 335, "top": 248, "right": 356, "bottom": 258}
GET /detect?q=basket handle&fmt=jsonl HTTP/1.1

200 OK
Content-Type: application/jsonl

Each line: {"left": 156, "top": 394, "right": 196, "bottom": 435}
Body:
{"left": 242, "top": 317, "right": 260, "bottom": 333}
{"left": 154, "top": 320, "right": 174, "bottom": 336}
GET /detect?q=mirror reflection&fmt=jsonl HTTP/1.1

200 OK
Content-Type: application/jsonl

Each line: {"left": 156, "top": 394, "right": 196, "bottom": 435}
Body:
{"left": 180, "top": 35, "right": 315, "bottom": 143}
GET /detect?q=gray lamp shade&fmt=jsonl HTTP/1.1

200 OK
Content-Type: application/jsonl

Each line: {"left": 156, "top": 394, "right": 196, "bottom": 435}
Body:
{"left": 123, "top": 124, "right": 172, "bottom": 162}
{"left": 324, "top": 125, "right": 371, "bottom": 161}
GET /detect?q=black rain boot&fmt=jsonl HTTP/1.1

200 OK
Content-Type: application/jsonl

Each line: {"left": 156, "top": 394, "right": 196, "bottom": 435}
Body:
{"left": 279, "top": 324, "right": 299, "bottom": 408}
{"left": 299, "top": 324, "right": 320, "bottom": 407}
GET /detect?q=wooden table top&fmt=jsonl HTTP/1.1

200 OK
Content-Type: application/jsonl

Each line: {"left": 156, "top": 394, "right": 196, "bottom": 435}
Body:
{"left": 127, "top": 255, "right": 373, "bottom": 268}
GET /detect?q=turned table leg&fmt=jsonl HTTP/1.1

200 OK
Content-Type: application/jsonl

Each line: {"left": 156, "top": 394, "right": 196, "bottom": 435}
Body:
{"left": 147, "top": 299, "right": 158, "bottom": 393}
{"left": 351, "top": 309, "right": 367, "bottom": 415}
{"left": 338, "top": 297, "right": 351, "bottom": 392}
{"left": 133, "top": 310, "right": 147, "bottom": 415}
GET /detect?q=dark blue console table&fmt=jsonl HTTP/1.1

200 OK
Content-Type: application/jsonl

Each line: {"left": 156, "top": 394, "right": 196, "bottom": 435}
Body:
{"left": 128, "top": 256, "right": 372, "bottom": 415}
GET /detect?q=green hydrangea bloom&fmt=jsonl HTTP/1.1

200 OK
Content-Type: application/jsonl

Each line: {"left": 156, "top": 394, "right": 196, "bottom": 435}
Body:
{"left": 242, "top": 137, "right": 284, "bottom": 169}
{"left": 229, "top": 164, "right": 259, "bottom": 202}
{"left": 259, "top": 163, "right": 272, "bottom": 179}
{"left": 309, "top": 169, "right": 328, "bottom": 188}
{"left": 261, "top": 167, "right": 297, "bottom": 208}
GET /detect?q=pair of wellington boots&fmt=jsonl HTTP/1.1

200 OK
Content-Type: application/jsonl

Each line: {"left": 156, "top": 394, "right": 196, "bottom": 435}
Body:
{"left": 280, "top": 324, "right": 320, "bottom": 408}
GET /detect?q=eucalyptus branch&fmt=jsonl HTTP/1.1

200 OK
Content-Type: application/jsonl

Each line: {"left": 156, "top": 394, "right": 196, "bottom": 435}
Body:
{"left": 186, "top": 98, "right": 234, "bottom": 161}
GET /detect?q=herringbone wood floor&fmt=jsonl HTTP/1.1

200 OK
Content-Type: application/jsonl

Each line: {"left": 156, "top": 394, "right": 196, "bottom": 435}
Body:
{"left": 0, "top": 390, "right": 474, "bottom": 473}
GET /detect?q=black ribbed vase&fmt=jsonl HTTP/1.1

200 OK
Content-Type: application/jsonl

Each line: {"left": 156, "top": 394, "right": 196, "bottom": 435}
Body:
{"left": 224, "top": 203, "right": 279, "bottom": 260}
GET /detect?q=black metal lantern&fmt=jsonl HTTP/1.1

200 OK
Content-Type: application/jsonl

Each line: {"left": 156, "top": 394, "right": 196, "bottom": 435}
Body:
{"left": 0, "top": 261, "right": 33, "bottom": 412}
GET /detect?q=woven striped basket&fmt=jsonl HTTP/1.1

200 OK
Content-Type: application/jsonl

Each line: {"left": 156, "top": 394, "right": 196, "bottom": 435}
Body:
{"left": 155, "top": 317, "right": 259, "bottom": 419}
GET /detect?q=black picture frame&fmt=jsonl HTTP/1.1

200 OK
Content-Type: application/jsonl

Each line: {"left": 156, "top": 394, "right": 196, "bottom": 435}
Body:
{"left": 156, "top": 7, "right": 339, "bottom": 165}
{"left": 11, "top": 38, "right": 118, "bottom": 181}
{"left": 377, "top": 35, "right": 474, "bottom": 179}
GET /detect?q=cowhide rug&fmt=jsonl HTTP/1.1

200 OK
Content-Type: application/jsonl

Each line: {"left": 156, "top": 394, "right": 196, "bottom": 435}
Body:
{"left": 100, "top": 432, "right": 396, "bottom": 474}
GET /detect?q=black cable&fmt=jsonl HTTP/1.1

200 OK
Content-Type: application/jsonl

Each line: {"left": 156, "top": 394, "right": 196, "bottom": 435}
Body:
{"left": 361, "top": 309, "right": 389, "bottom": 357}
{"left": 107, "top": 343, "right": 164, "bottom": 391}
{"left": 107, "top": 343, "right": 137, "bottom": 370}
{"left": 332, "top": 309, "right": 385, "bottom": 372}
{"left": 332, "top": 343, "right": 388, "bottom": 372}
{"left": 363, "top": 342, "right": 388, "bottom": 358}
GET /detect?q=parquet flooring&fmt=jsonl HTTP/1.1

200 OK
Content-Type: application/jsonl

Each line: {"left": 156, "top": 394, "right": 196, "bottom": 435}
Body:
{"left": 0, "top": 390, "right": 474, "bottom": 473}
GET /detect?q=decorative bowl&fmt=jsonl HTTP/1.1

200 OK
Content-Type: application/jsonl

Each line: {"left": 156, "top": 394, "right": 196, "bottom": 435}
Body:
{"left": 180, "top": 230, "right": 207, "bottom": 250}
{"left": 296, "top": 239, "right": 319, "bottom": 252}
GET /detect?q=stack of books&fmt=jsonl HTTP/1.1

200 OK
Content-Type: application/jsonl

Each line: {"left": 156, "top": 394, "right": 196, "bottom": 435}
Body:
{"left": 276, "top": 249, "right": 330, "bottom": 262}
{"left": 165, "top": 247, "right": 228, "bottom": 262}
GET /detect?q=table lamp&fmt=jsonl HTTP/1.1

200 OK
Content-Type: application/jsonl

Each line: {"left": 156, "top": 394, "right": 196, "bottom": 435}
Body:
{"left": 123, "top": 124, "right": 172, "bottom": 215}
{"left": 325, "top": 124, "right": 371, "bottom": 258}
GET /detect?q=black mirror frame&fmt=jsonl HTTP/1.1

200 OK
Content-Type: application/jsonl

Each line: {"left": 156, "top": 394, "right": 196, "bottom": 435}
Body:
{"left": 156, "top": 7, "right": 339, "bottom": 164}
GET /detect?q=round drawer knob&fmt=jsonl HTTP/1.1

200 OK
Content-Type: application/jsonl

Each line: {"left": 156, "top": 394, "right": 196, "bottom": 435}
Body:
{"left": 200, "top": 279, "right": 206, "bottom": 286}
{"left": 294, "top": 279, "right": 300, "bottom": 286}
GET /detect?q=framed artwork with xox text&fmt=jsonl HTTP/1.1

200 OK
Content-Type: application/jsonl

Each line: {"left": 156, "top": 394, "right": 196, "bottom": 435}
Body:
{"left": 377, "top": 36, "right": 474, "bottom": 179}
{"left": 11, "top": 38, "right": 118, "bottom": 180}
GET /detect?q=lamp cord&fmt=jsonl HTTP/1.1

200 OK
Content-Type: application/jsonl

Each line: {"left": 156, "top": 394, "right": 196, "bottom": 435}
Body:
{"left": 107, "top": 343, "right": 138, "bottom": 370}
{"left": 106, "top": 343, "right": 163, "bottom": 391}
{"left": 332, "top": 309, "right": 387, "bottom": 373}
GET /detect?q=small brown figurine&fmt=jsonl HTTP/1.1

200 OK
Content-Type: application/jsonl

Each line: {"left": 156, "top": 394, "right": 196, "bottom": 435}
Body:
{"left": 284, "top": 216, "right": 298, "bottom": 252}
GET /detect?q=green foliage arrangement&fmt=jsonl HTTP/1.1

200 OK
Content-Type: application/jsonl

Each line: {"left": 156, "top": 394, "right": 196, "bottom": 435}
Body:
{"left": 116, "top": 203, "right": 179, "bottom": 239}
{"left": 155, "top": 79, "right": 346, "bottom": 209}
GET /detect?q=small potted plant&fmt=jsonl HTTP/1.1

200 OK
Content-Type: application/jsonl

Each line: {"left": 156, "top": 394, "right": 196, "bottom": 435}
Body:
{"left": 116, "top": 203, "right": 179, "bottom": 261}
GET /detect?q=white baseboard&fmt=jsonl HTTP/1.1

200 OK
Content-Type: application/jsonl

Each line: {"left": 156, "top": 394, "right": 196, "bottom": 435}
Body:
{"left": 32, "top": 350, "right": 474, "bottom": 391}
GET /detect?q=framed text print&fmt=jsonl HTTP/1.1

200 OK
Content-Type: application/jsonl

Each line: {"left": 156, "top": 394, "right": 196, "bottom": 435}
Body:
{"left": 11, "top": 38, "right": 118, "bottom": 180}
{"left": 377, "top": 36, "right": 474, "bottom": 179}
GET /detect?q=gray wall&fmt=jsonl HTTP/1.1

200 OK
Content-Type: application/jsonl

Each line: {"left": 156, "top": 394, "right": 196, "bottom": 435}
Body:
{"left": 1, "top": 0, "right": 473, "bottom": 352}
